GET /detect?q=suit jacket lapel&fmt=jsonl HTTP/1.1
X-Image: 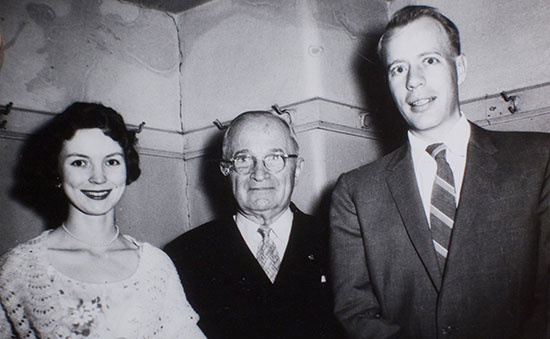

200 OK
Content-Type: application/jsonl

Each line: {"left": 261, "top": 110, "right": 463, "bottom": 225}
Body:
{"left": 448, "top": 124, "right": 498, "bottom": 262}
{"left": 275, "top": 207, "right": 309, "bottom": 285}
{"left": 386, "top": 144, "right": 443, "bottom": 290}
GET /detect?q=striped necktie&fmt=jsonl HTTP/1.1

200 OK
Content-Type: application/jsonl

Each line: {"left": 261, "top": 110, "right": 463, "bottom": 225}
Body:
{"left": 257, "top": 226, "right": 281, "bottom": 283}
{"left": 426, "top": 143, "right": 457, "bottom": 273}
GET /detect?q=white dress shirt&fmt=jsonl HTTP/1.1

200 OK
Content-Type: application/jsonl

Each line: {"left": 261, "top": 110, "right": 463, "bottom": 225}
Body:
{"left": 235, "top": 207, "right": 293, "bottom": 259}
{"left": 408, "top": 115, "right": 471, "bottom": 223}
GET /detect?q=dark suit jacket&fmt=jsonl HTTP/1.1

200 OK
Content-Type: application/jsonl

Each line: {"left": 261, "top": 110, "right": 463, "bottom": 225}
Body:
{"left": 165, "top": 204, "right": 344, "bottom": 339}
{"left": 330, "top": 123, "right": 550, "bottom": 339}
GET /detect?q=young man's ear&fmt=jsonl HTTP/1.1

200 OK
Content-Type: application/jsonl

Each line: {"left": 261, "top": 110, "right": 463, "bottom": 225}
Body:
{"left": 456, "top": 53, "right": 467, "bottom": 85}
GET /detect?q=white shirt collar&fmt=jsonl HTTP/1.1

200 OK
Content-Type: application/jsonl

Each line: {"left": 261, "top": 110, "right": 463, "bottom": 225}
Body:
{"left": 408, "top": 114, "right": 470, "bottom": 160}
{"left": 235, "top": 207, "right": 293, "bottom": 257}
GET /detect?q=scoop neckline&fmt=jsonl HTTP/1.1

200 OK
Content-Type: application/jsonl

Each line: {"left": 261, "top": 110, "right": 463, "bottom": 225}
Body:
{"left": 38, "top": 230, "right": 144, "bottom": 285}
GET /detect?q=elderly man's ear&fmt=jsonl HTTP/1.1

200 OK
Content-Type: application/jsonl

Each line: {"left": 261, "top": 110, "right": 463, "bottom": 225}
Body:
{"left": 294, "top": 158, "right": 304, "bottom": 183}
{"left": 219, "top": 162, "right": 231, "bottom": 177}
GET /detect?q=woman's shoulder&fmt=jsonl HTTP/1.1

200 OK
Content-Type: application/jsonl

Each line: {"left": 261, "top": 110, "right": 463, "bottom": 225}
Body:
{"left": 121, "top": 235, "right": 176, "bottom": 272}
{"left": 0, "top": 231, "right": 51, "bottom": 292}
{"left": 1, "top": 231, "right": 50, "bottom": 270}
{"left": 117, "top": 238, "right": 180, "bottom": 295}
{"left": 141, "top": 242, "right": 176, "bottom": 270}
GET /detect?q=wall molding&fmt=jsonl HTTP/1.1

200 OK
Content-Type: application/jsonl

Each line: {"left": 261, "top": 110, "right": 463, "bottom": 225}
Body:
{"left": 2, "top": 81, "right": 550, "bottom": 160}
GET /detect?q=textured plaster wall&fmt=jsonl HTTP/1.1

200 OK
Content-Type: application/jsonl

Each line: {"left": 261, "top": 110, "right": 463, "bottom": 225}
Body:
{"left": 292, "top": 127, "right": 387, "bottom": 218}
{"left": 177, "top": 0, "right": 388, "bottom": 130}
{"left": 0, "top": 0, "right": 181, "bottom": 129}
{"left": 0, "top": 0, "right": 187, "bottom": 254}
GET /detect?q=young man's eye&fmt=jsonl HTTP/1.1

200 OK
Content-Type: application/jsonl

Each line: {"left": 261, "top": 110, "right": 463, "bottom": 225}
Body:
{"left": 425, "top": 57, "right": 439, "bottom": 65}
{"left": 390, "top": 65, "right": 405, "bottom": 77}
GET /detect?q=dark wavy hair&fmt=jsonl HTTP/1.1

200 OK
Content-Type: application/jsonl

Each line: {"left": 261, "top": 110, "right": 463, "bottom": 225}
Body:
{"left": 12, "top": 102, "right": 141, "bottom": 227}
{"left": 377, "top": 5, "right": 461, "bottom": 63}
{"left": 48, "top": 102, "right": 141, "bottom": 185}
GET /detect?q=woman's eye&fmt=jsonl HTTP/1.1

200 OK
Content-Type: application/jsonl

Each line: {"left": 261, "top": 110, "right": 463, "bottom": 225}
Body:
{"left": 70, "top": 159, "right": 87, "bottom": 167}
{"left": 106, "top": 158, "right": 121, "bottom": 166}
{"left": 390, "top": 65, "right": 405, "bottom": 77}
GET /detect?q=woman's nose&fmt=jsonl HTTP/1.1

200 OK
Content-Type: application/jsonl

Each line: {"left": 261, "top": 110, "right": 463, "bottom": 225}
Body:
{"left": 89, "top": 165, "right": 107, "bottom": 184}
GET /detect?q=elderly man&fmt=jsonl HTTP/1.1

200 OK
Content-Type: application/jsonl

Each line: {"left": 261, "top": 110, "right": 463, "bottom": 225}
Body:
{"left": 330, "top": 5, "right": 549, "bottom": 339}
{"left": 165, "top": 111, "right": 342, "bottom": 339}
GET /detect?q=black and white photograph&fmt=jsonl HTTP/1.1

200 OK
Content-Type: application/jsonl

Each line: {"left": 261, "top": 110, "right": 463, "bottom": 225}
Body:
{"left": 0, "top": 1, "right": 548, "bottom": 338}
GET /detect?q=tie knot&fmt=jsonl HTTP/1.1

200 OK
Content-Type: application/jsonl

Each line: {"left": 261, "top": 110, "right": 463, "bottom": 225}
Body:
{"left": 257, "top": 226, "right": 271, "bottom": 239}
{"left": 426, "top": 143, "right": 447, "bottom": 160}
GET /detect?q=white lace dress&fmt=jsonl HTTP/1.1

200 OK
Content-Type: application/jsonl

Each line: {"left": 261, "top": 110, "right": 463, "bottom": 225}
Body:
{"left": 0, "top": 231, "right": 205, "bottom": 339}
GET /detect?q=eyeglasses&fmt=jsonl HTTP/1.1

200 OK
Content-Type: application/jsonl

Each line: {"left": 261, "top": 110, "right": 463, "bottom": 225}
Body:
{"left": 220, "top": 153, "right": 298, "bottom": 176}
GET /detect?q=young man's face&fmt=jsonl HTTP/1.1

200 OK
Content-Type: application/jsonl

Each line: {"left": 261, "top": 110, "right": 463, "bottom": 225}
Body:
{"left": 383, "top": 17, "right": 467, "bottom": 140}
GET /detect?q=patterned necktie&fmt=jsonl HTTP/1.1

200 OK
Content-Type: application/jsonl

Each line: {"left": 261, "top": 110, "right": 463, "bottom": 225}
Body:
{"left": 256, "top": 226, "right": 281, "bottom": 283}
{"left": 426, "top": 143, "right": 457, "bottom": 273}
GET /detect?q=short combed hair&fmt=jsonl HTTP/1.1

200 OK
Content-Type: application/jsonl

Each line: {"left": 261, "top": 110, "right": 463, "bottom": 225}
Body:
{"left": 221, "top": 111, "right": 299, "bottom": 159}
{"left": 377, "top": 5, "right": 461, "bottom": 63}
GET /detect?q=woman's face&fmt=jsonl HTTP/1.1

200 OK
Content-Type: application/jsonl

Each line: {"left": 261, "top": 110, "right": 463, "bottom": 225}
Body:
{"left": 58, "top": 128, "right": 127, "bottom": 216}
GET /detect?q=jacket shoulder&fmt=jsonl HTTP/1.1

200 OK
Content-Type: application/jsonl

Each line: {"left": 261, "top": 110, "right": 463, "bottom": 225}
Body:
{"left": 338, "top": 144, "right": 406, "bottom": 184}
{"left": 473, "top": 122, "right": 550, "bottom": 143}
{"left": 471, "top": 124, "right": 550, "bottom": 159}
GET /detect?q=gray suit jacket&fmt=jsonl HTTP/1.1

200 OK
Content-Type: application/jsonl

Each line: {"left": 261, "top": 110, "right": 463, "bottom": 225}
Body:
{"left": 330, "top": 123, "right": 550, "bottom": 339}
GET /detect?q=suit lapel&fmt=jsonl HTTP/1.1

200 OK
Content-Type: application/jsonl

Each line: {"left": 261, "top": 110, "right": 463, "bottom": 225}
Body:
{"left": 386, "top": 144, "right": 443, "bottom": 290}
{"left": 274, "top": 207, "right": 309, "bottom": 285}
{"left": 447, "top": 124, "right": 498, "bottom": 263}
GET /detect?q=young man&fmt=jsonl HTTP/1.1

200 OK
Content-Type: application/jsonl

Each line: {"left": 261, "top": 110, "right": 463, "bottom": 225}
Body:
{"left": 330, "top": 6, "right": 549, "bottom": 339}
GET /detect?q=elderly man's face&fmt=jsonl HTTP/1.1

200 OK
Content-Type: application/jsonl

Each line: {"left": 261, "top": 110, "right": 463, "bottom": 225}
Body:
{"left": 225, "top": 116, "right": 302, "bottom": 224}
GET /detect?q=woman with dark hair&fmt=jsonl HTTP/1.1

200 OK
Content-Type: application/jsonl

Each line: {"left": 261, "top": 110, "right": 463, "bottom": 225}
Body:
{"left": 0, "top": 102, "right": 204, "bottom": 338}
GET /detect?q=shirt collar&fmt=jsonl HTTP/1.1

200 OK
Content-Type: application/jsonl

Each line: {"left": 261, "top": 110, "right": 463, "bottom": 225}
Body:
{"left": 235, "top": 207, "right": 293, "bottom": 241}
{"left": 408, "top": 114, "right": 470, "bottom": 159}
